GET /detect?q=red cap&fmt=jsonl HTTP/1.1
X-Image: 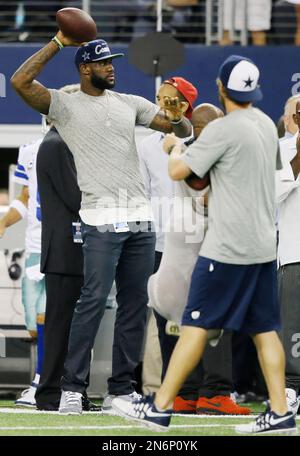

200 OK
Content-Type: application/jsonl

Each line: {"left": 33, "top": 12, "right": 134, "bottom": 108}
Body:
{"left": 163, "top": 77, "right": 198, "bottom": 119}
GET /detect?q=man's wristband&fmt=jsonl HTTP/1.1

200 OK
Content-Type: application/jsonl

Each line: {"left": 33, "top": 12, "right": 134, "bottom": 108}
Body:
{"left": 51, "top": 36, "right": 64, "bottom": 50}
{"left": 171, "top": 117, "right": 183, "bottom": 125}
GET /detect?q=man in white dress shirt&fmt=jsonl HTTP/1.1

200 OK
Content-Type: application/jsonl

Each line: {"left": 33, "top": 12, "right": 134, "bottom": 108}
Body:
{"left": 138, "top": 77, "right": 197, "bottom": 397}
{"left": 277, "top": 99, "right": 300, "bottom": 415}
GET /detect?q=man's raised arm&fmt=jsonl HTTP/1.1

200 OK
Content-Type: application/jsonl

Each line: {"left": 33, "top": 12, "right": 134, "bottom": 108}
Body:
{"left": 11, "top": 32, "right": 81, "bottom": 115}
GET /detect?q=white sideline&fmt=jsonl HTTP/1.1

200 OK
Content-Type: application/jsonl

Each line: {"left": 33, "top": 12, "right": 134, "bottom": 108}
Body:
{"left": 0, "top": 408, "right": 95, "bottom": 415}
{"left": 0, "top": 408, "right": 299, "bottom": 420}
{"left": 0, "top": 407, "right": 258, "bottom": 417}
{"left": 0, "top": 424, "right": 236, "bottom": 431}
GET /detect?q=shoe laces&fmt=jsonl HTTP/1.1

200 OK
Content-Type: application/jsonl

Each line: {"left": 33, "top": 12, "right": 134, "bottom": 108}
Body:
{"left": 286, "top": 391, "right": 300, "bottom": 409}
{"left": 204, "top": 396, "right": 233, "bottom": 406}
{"left": 289, "top": 398, "right": 299, "bottom": 409}
{"left": 129, "top": 391, "right": 142, "bottom": 402}
{"left": 256, "top": 410, "right": 271, "bottom": 429}
{"left": 131, "top": 395, "right": 155, "bottom": 417}
{"left": 65, "top": 391, "right": 82, "bottom": 405}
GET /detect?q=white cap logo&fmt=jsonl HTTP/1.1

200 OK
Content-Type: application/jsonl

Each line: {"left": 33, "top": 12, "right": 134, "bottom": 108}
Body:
{"left": 95, "top": 45, "right": 110, "bottom": 55}
{"left": 227, "top": 60, "right": 259, "bottom": 92}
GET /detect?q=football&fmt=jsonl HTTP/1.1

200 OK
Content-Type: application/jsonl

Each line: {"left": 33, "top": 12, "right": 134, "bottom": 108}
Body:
{"left": 56, "top": 7, "right": 97, "bottom": 42}
{"left": 185, "top": 172, "right": 210, "bottom": 191}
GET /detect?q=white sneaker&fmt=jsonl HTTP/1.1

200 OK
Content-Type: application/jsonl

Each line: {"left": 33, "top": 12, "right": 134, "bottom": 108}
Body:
{"left": 112, "top": 394, "right": 172, "bottom": 432}
{"left": 15, "top": 382, "right": 38, "bottom": 407}
{"left": 59, "top": 390, "right": 83, "bottom": 415}
{"left": 102, "top": 391, "right": 142, "bottom": 415}
{"left": 236, "top": 408, "right": 297, "bottom": 435}
{"left": 286, "top": 388, "right": 300, "bottom": 415}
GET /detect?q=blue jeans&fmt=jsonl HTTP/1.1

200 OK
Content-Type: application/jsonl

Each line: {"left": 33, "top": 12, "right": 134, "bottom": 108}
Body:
{"left": 61, "top": 221, "right": 155, "bottom": 395}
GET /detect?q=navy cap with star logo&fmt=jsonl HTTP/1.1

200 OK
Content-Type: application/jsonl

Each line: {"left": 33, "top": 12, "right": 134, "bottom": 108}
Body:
{"left": 218, "top": 55, "right": 263, "bottom": 103}
{"left": 74, "top": 39, "right": 124, "bottom": 69}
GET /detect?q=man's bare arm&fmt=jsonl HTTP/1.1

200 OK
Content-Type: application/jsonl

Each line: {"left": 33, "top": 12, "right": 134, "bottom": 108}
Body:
{"left": 162, "top": 134, "right": 192, "bottom": 180}
{"left": 150, "top": 110, "right": 192, "bottom": 138}
{"left": 167, "top": 145, "right": 192, "bottom": 180}
{"left": 10, "top": 41, "right": 60, "bottom": 115}
{"left": 11, "top": 32, "right": 82, "bottom": 115}
{"left": 0, "top": 187, "right": 29, "bottom": 238}
{"left": 149, "top": 96, "right": 192, "bottom": 138}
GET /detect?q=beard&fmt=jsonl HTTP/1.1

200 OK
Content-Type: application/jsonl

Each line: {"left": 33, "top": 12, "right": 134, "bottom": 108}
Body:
{"left": 91, "top": 73, "right": 115, "bottom": 90}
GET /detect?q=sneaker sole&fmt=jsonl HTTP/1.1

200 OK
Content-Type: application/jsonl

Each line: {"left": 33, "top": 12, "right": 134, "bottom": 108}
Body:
{"left": 58, "top": 410, "right": 82, "bottom": 416}
{"left": 14, "top": 402, "right": 36, "bottom": 408}
{"left": 102, "top": 408, "right": 118, "bottom": 416}
{"left": 235, "top": 427, "right": 298, "bottom": 435}
{"left": 112, "top": 403, "right": 169, "bottom": 432}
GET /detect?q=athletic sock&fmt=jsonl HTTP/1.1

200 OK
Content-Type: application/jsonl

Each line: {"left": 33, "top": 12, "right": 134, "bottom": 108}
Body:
{"left": 32, "top": 373, "right": 40, "bottom": 385}
{"left": 154, "top": 402, "right": 169, "bottom": 412}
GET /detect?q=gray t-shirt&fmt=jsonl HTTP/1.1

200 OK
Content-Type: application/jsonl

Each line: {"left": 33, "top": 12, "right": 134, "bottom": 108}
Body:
{"left": 182, "top": 107, "right": 280, "bottom": 265}
{"left": 48, "top": 89, "right": 159, "bottom": 210}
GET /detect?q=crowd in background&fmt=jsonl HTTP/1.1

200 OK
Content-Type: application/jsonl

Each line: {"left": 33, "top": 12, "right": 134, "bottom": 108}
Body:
{"left": 0, "top": 0, "right": 300, "bottom": 430}
{"left": 0, "top": 0, "right": 300, "bottom": 45}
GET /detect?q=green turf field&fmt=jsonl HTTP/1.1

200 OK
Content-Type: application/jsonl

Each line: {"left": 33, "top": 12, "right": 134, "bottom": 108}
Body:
{"left": 0, "top": 400, "right": 298, "bottom": 436}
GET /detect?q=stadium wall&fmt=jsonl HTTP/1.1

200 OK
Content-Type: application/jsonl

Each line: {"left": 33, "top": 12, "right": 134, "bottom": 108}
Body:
{"left": 0, "top": 44, "right": 299, "bottom": 125}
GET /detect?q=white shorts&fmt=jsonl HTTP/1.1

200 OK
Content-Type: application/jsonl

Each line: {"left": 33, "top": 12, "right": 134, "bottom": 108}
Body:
{"left": 223, "top": 0, "right": 272, "bottom": 31}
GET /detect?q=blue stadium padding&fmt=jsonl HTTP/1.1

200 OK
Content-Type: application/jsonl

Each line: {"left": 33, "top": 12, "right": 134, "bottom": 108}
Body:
{"left": 0, "top": 43, "right": 299, "bottom": 124}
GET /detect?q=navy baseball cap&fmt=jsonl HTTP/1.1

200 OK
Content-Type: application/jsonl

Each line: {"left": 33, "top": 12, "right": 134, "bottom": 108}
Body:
{"left": 75, "top": 39, "right": 124, "bottom": 69}
{"left": 218, "top": 55, "right": 263, "bottom": 103}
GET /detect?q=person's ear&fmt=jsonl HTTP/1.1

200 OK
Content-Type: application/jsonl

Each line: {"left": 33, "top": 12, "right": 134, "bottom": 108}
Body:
{"left": 293, "top": 112, "right": 298, "bottom": 126}
{"left": 216, "top": 78, "right": 226, "bottom": 98}
{"left": 79, "top": 63, "right": 91, "bottom": 76}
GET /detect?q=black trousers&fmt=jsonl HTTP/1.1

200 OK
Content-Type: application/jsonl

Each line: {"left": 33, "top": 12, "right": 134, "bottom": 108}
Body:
{"left": 61, "top": 221, "right": 155, "bottom": 395}
{"left": 153, "top": 251, "right": 233, "bottom": 399}
{"left": 35, "top": 273, "right": 83, "bottom": 408}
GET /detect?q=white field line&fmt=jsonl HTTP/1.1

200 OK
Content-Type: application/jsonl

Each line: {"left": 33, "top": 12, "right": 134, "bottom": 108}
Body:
{"left": 0, "top": 424, "right": 236, "bottom": 431}
{"left": 0, "top": 408, "right": 299, "bottom": 422}
{"left": 0, "top": 408, "right": 97, "bottom": 415}
{"left": 0, "top": 408, "right": 258, "bottom": 418}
